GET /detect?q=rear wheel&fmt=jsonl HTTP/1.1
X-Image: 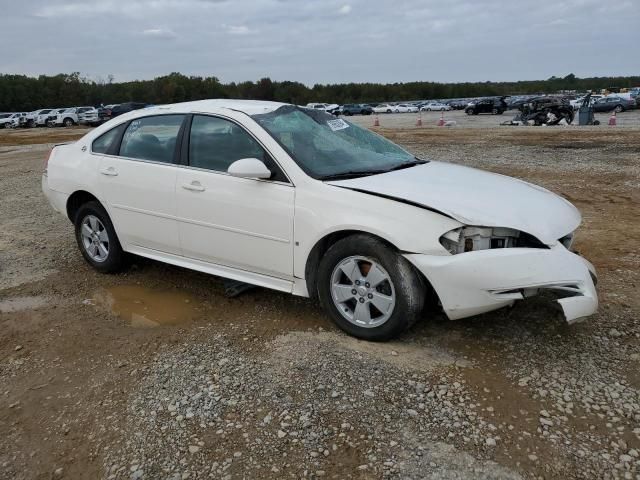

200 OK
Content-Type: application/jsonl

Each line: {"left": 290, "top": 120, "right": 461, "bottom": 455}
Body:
{"left": 317, "top": 234, "right": 425, "bottom": 341}
{"left": 615, "top": 105, "right": 623, "bottom": 113}
{"left": 74, "top": 201, "right": 126, "bottom": 273}
{"left": 63, "top": 117, "right": 74, "bottom": 127}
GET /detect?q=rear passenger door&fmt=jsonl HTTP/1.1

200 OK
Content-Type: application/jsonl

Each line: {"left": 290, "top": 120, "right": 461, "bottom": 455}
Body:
{"left": 175, "top": 114, "right": 294, "bottom": 280}
{"left": 96, "top": 114, "right": 185, "bottom": 255}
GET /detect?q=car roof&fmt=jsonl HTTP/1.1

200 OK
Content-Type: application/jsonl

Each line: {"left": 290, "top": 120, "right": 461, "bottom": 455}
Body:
{"left": 131, "top": 99, "right": 289, "bottom": 117}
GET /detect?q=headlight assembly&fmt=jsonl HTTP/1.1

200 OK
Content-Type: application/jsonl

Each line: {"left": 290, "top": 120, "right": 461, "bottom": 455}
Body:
{"left": 439, "top": 226, "right": 548, "bottom": 255}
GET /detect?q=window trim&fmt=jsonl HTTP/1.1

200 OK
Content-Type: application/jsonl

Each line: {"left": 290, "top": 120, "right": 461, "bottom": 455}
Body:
{"left": 180, "top": 113, "right": 293, "bottom": 186}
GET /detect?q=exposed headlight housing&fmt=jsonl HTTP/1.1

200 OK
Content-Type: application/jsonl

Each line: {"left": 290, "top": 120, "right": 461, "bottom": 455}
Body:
{"left": 440, "top": 226, "right": 548, "bottom": 255}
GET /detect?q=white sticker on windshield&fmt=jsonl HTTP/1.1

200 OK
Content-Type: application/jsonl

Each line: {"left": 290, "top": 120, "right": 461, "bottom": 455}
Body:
{"left": 326, "top": 118, "right": 350, "bottom": 131}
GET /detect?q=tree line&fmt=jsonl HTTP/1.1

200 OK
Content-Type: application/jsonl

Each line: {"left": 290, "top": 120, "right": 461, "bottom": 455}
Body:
{"left": 0, "top": 72, "right": 638, "bottom": 112}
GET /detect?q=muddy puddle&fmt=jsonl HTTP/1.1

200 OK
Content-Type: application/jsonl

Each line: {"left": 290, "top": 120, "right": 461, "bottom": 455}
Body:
{"left": 92, "top": 285, "right": 206, "bottom": 328}
{"left": 0, "top": 296, "right": 48, "bottom": 313}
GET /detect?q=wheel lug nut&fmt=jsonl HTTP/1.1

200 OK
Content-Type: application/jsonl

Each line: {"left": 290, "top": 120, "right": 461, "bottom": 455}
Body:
{"left": 365, "top": 282, "right": 370, "bottom": 288}
{"left": 351, "top": 289, "right": 357, "bottom": 295}
{"left": 368, "top": 293, "right": 373, "bottom": 299}
{"left": 359, "top": 297, "right": 365, "bottom": 303}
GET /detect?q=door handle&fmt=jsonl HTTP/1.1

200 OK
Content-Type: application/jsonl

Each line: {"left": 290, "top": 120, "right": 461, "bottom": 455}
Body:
{"left": 100, "top": 167, "right": 118, "bottom": 176}
{"left": 182, "top": 181, "right": 205, "bottom": 192}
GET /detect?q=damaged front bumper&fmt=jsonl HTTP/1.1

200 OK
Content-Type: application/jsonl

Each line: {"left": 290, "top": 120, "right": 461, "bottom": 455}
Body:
{"left": 404, "top": 244, "right": 597, "bottom": 324}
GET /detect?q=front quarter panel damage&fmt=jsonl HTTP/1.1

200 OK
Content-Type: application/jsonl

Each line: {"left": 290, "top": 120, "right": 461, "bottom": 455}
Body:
{"left": 404, "top": 245, "right": 597, "bottom": 323}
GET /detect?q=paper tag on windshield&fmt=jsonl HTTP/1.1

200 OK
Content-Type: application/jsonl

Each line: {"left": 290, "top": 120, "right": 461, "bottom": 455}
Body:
{"left": 326, "top": 118, "right": 350, "bottom": 131}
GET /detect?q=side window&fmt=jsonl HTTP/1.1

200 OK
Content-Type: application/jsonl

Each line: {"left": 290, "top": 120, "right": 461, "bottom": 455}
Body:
{"left": 188, "top": 115, "right": 287, "bottom": 181}
{"left": 92, "top": 123, "right": 126, "bottom": 154}
{"left": 119, "top": 115, "right": 184, "bottom": 163}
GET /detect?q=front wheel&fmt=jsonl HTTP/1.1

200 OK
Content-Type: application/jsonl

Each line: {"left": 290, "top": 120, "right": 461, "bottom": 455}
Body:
{"left": 74, "top": 201, "right": 127, "bottom": 273}
{"left": 317, "top": 234, "right": 425, "bottom": 341}
{"left": 615, "top": 105, "right": 623, "bottom": 113}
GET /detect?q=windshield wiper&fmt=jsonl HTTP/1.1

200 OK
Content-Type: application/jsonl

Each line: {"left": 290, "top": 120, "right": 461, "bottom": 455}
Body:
{"left": 388, "top": 159, "right": 428, "bottom": 172}
{"left": 321, "top": 170, "right": 387, "bottom": 181}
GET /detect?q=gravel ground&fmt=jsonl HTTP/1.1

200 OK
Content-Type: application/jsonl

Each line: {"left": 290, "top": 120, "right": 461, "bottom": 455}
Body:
{"left": 0, "top": 119, "right": 639, "bottom": 480}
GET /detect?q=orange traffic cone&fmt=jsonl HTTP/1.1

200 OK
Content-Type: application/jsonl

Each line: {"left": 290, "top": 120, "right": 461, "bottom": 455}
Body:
{"left": 415, "top": 112, "right": 423, "bottom": 127}
{"left": 608, "top": 111, "right": 617, "bottom": 126}
{"left": 373, "top": 114, "right": 380, "bottom": 127}
{"left": 437, "top": 111, "right": 445, "bottom": 127}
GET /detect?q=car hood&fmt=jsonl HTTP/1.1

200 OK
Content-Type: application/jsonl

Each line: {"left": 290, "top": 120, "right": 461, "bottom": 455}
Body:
{"left": 327, "top": 161, "right": 581, "bottom": 245}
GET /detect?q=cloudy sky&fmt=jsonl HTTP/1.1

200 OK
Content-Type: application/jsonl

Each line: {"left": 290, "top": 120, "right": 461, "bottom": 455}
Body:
{"left": 1, "top": 0, "right": 638, "bottom": 85}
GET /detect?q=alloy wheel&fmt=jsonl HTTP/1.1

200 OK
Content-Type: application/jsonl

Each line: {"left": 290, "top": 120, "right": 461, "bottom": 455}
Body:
{"left": 330, "top": 256, "right": 396, "bottom": 328}
{"left": 80, "top": 215, "right": 110, "bottom": 262}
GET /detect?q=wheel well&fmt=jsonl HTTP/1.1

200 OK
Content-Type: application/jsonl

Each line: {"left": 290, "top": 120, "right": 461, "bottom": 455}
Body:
{"left": 66, "top": 190, "right": 99, "bottom": 223}
{"left": 304, "top": 230, "right": 424, "bottom": 299}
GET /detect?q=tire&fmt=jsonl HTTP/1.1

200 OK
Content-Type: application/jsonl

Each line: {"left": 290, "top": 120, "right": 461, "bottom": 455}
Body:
{"left": 344, "top": 111, "right": 352, "bottom": 116}
{"left": 317, "top": 234, "right": 425, "bottom": 341}
{"left": 63, "top": 117, "right": 74, "bottom": 127}
{"left": 491, "top": 108, "right": 498, "bottom": 114}
{"left": 386, "top": 109, "right": 392, "bottom": 114}
{"left": 615, "top": 105, "right": 623, "bottom": 113}
{"left": 465, "top": 109, "right": 473, "bottom": 115}
{"left": 74, "top": 201, "right": 127, "bottom": 273}
{"left": 440, "top": 107, "right": 445, "bottom": 111}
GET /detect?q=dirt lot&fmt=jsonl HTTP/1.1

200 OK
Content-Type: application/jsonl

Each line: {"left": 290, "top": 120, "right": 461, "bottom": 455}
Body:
{"left": 1, "top": 112, "right": 639, "bottom": 480}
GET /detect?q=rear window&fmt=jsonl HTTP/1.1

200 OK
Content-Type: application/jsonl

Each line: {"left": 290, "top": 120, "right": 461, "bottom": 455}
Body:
{"left": 119, "top": 115, "right": 184, "bottom": 163}
{"left": 92, "top": 124, "right": 126, "bottom": 154}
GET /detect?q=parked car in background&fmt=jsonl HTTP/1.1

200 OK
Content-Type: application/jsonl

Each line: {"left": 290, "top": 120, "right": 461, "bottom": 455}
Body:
{"left": 110, "top": 102, "right": 148, "bottom": 118}
{"left": 47, "top": 108, "right": 81, "bottom": 127}
{"left": 464, "top": 97, "right": 508, "bottom": 115}
{"left": 0, "top": 112, "right": 26, "bottom": 128}
{"left": 305, "top": 103, "right": 340, "bottom": 114}
{"left": 25, "top": 109, "right": 56, "bottom": 127}
{"left": 97, "top": 104, "right": 118, "bottom": 123}
{"left": 0, "top": 113, "right": 12, "bottom": 128}
{"left": 465, "top": 97, "right": 508, "bottom": 115}
{"left": 338, "top": 104, "right": 374, "bottom": 116}
{"left": 420, "top": 102, "right": 451, "bottom": 111}
{"left": 446, "top": 100, "right": 469, "bottom": 110}
{"left": 42, "top": 100, "right": 598, "bottom": 341}
{"left": 570, "top": 95, "right": 603, "bottom": 110}
{"left": 592, "top": 96, "right": 636, "bottom": 113}
{"left": 372, "top": 104, "right": 394, "bottom": 114}
{"left": 77, "top": 107, "right": 101, "bottom": 126}
{"left": 393, "top": 104, "right": 419, "bottom": 113}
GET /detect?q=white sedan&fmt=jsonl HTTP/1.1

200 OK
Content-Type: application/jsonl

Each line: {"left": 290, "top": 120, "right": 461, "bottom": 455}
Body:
{"left": 372, "top": 104, "right": 394, "bottom": 114}
{"left": 392, "top": 104, "right": 419, "bottom": 113}
{"left": 420, "top": 102, "right": 451, "bottom": 111}
{"left": 42, "top": 100, "right": 598, "bottom": 340}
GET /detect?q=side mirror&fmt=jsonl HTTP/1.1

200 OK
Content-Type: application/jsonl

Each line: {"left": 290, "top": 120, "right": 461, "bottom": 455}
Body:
{"left": 227, "top": 158, "right": 272, "bottom": 180}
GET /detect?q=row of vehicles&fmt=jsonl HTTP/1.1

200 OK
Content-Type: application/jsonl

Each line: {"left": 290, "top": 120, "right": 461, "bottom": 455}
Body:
{"left": 305, "top": 91, "right": 639, "bottom": 118}
{"left": 0, "top": 102, "right": 150, "bottom": 129}
{"left": 306, "top": 102, "right": 452, "bottom": 116}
